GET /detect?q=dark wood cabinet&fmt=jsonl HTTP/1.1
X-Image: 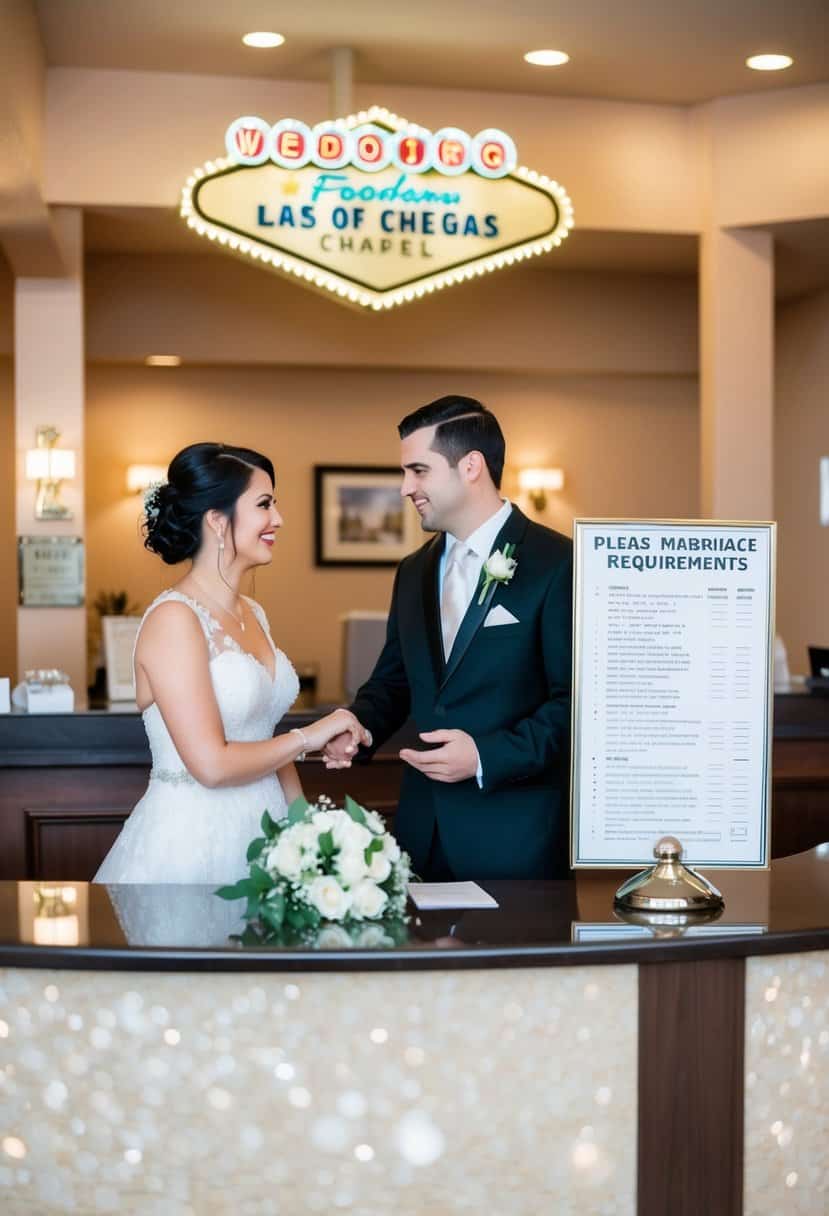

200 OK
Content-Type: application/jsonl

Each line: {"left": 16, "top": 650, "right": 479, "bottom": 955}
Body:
{"left": 0, "top": 767, "right": 148, "bottom": 881}
{"left": 2, "top": 697, "right": 829, "bottom": 881}
{"left": 0, "top": 761, "right": 405, "bottom": 882}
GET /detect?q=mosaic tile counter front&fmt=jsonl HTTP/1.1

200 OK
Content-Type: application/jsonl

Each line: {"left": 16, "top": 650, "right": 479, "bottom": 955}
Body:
{"left": 0, "top": 966, "right": 637, "bottom": 1215}
{"left": 744, "top": 950, "right": 829, "bottom": 1216}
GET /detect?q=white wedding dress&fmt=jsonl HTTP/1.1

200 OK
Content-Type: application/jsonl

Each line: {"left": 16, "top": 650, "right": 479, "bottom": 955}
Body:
{"left": 93, "top": 589, "right": 300, "bottom": 886}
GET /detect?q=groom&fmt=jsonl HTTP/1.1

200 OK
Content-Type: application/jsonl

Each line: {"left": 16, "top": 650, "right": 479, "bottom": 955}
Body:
{"left": 326, "top": 396, "right": 573, "bottom": 881}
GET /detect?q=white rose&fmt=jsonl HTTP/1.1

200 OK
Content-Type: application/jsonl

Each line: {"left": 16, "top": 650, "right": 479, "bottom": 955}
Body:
{"left": 355, "top": 924, "right": 390, "bottom": 948}
{"left": 337, "top": 846, "right": 369, "bottom": 887}
{"left": 312, "top": 810, "right": 336, "bottom": 831}
{"left": 363, "top": 809, "right": 386, "bottom": 835}
{"left": 485, "top": 550, "right": 516, "bottom": 580}
{"left": 296, "top": 823, "right": 321, "bottom": 851}
{"left": 333, "top": 816, "right": 371, "bottom": 851}
{"left": 381, "top": 836, "right": 401, "bottom": 863}
{"left": 366, "top": 851, "right": 391, "bottom": 883}
{"left": 315, "top": 925, "right": 353, "bottom": 949}
{"left": 308, "top": 876, "right": 352, "bottom": 921}
{"left": 352, "top": 880, "right": 388, "bottom": 920}
{"left": 270, "top": 834, "right": 303, "bottom": 881}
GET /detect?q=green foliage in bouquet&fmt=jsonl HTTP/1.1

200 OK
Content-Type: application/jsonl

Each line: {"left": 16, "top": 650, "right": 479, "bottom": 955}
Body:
{"left": 216, "top": 795, "right": 411, "bottom": 946}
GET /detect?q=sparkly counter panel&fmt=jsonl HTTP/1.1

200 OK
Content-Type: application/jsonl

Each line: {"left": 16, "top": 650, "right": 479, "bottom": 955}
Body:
{"left": 0, "top": 966, "right": 636, "bottom": 1215}
{"left": 744, "top": 951, "right": 829, "bottom": 1215}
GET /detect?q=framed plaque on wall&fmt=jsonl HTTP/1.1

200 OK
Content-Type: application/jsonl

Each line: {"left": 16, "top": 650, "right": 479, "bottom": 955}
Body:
{"left": 18, "top": 536, "right": 85, "bottom": 607}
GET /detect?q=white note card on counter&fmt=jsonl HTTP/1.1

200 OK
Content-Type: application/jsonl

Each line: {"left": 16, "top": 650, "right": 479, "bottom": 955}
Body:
{"left": 0, "top": 678, "right": 9, "bottom": 714}
{"left": 407, "top": 882, "right": 499, "bottom": 910}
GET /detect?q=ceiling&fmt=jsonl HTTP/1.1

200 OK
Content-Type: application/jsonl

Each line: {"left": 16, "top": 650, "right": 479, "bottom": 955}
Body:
{"left": 35, "top": 0, "right": 829, "bottom": 106}
{"left": 28, "top": 2, "right": 829, "bottom": 300}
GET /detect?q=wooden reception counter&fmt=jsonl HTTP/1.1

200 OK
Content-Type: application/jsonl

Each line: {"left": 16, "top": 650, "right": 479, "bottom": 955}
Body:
{"left": 0, "top": 708, "right": 414, "bottom": 882}
{"left": 1, "top": 849, "right": 828, "bottom": 1214}
{"left": 1, "top": 692, "right": 828, "bottom": 880}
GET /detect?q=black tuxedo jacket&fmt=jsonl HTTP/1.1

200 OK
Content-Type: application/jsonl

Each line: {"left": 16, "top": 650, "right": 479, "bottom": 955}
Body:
{"left": 350, "top": 505, "right": 573, "bottom": 880}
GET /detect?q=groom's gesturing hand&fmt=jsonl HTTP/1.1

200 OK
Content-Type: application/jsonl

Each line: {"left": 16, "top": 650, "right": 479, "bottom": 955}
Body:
{"left": 400, "top": 730, "right": 479, "bottom": 783}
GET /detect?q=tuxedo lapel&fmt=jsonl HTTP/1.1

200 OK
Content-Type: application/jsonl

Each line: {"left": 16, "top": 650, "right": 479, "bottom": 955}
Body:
{"left": 439, "top": 505, "right": 529, "bottom": 691}
{"left": 421, "top": 534, "right": 445, "bottom": 687}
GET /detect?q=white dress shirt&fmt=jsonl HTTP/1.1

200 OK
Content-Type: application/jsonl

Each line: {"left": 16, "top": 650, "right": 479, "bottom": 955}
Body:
{"left": 438, "top": 498, "right": 513, "bottom": 786}
{"left": 438, "top": 498, "right": 513, "bottom": 611}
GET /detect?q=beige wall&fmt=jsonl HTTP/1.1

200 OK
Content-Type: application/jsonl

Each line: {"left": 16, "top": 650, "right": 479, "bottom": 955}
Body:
{"left": 0, "top": 256, "right": 15, "bottom": 682}
{"left": 85, "top": 362, "right": 699, "bottom": 702}
{"left": 86, "top": 253, "right": 698, "bottom": 374}
{"left": 0, "top": 255, "right": 12, "bottom": 355}
{"left": 46, "top": 69, "right": 701, "bottom": 233}
{"left": 775, "top": 287, "right": 829, "bottom": 674}
{"left": 709, "top": 85, "right": 829, "bottom": 227}
{"left": 14, "top": 208, "right": 87, "bottom": 703}
{"left": 44, "top": 69, "right": 829, "bottom": 233}
{"left": 83, "top": 258, "right": 700, "bottom": 700}
{"left": 0, "top": 354, "right": 16, "bottom": 684}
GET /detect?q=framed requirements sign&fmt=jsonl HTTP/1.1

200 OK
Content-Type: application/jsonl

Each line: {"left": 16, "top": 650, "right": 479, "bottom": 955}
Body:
{"left": 571, "top": 519, "right": 776, "bottom": 870}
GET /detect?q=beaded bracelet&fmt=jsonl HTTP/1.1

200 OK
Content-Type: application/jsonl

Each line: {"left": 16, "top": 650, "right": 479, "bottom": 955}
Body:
{"left": 290, "top": 726, "right": 310, "bottom": 761}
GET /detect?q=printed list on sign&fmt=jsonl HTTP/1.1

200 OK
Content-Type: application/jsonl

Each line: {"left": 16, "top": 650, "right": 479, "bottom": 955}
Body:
{"left": 572, "top": 522, "right": 774, "bottom": 868}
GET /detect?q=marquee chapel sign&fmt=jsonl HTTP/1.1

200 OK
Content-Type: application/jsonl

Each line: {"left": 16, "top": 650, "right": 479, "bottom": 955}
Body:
{"left": 180, "top": 106, "right": 574, "bottom": 310}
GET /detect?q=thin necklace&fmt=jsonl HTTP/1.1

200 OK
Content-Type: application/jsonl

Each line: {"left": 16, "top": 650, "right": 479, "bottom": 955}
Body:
{"left": 189, "top": 576, "right": 246, "bottom": 632}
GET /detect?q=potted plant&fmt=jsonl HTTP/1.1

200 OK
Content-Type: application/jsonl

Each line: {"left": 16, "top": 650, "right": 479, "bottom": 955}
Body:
{"left": 88, "top": 590, "right": 141, "bottom": 706}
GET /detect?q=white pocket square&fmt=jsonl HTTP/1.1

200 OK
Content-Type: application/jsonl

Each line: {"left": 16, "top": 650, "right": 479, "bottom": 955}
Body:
{"left": 483, "top": 604, "right": 520, "bottom": 627}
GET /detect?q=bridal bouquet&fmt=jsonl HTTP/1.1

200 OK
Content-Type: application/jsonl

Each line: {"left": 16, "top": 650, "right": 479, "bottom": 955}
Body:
{"left": 216, "top": 795, "right": 411, "bottom": 941}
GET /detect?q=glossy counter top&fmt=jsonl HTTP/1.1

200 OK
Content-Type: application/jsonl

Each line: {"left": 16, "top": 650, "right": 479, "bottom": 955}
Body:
{"left": 2, "top": 846, "right": 828, "bottom": 971}
{"left": 0, "top": 706, "right": 419, "bottom": 764}
{"left": 1, "top": 691, "right": 827, "bottom": 766}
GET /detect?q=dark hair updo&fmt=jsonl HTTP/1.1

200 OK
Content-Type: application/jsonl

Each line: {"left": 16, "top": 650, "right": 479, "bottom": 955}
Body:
{"left": 144, "top": 442, "right": 275, "bottom": 565}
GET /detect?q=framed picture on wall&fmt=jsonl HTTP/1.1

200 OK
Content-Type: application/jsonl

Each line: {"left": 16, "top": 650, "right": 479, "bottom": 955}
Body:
{"left": 314, "top": 466, "right": 420, "bottom": 567}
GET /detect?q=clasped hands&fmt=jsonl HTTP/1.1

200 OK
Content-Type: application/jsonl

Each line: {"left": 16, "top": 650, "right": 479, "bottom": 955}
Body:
{"left": 324, "top": 717, "right": 479, "bottom": 784}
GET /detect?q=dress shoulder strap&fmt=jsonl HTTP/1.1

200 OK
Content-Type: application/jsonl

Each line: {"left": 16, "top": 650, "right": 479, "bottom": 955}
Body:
{"left": 132, "top": 590, "right": 221, "bottom": 681}
{"left": 241, "top": 594, "right": 271, "bottom": 638}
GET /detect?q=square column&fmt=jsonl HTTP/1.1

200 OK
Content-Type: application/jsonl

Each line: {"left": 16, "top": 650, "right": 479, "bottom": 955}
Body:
{"left": 699, "top": 227, "right": 774, "bottom": 520}
{"left": 15, "top": 208, "right": 87, "bottom": 705}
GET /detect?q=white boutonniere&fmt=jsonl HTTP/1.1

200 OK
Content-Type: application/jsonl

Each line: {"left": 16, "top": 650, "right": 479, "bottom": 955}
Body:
{"left": 477, "top": 543, "right": 518, "bottom": 605}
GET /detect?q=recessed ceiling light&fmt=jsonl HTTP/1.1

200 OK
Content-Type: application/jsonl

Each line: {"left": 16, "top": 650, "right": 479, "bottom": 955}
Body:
{"left": 524, "top": 49, "right": 570, "bottom": 67}
{"left": 145, "top": 355, "right": 181, "bottom": 367}
{"left": 746, "top": 53, "right": 793, "bottom": 71}
{"left": 242, "top": 31, "right": 285, "bottom": 49}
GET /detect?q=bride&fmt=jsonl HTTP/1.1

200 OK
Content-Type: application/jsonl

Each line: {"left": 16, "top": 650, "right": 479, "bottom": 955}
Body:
{"left": 94, "top": 441, "right": 369, "bottom": 885}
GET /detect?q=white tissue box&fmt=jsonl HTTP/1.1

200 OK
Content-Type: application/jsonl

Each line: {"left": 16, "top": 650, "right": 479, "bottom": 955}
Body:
{"left": 0, "top": 678, "right": 9, "bottom": 714}
{"left": 12, "top": 682, "right": 74, "bottom": 713}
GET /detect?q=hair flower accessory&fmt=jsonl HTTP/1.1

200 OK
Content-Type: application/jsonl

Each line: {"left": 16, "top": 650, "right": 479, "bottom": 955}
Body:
{"left": 478, "top": 543, "right": 518, "bottom": 605}
{"left": 143, "top": 480, "right": 166, "bottom": 523}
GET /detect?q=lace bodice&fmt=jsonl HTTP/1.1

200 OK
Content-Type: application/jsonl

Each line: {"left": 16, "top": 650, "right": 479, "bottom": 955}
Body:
{"left": 136, "top": 589, "right": 300, "bottom": 780}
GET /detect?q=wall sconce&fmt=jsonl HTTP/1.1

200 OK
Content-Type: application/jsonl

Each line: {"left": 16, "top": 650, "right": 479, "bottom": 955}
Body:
{"left": 25, "top": 426, "right": 76, "bottom": 520}
{"left": 126, "top": 464, "right": 166, "bottom": 494}
{"left": 518, "top": 467, "right": 565, "bottom": 511}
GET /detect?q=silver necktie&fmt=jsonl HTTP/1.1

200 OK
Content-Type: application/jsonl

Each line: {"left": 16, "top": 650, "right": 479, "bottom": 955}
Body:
{"left": 441, "top": 544, "right": 476, "bottom": 659}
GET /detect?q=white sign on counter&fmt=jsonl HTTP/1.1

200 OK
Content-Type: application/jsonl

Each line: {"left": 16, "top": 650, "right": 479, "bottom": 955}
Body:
{"left": 571, "top": 520, "right": 775, "bottom": 869}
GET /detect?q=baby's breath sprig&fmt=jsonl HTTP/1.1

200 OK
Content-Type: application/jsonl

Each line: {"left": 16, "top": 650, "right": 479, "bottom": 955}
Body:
{"left": 143, "top": 481, "right": 166, "bottom": 523}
